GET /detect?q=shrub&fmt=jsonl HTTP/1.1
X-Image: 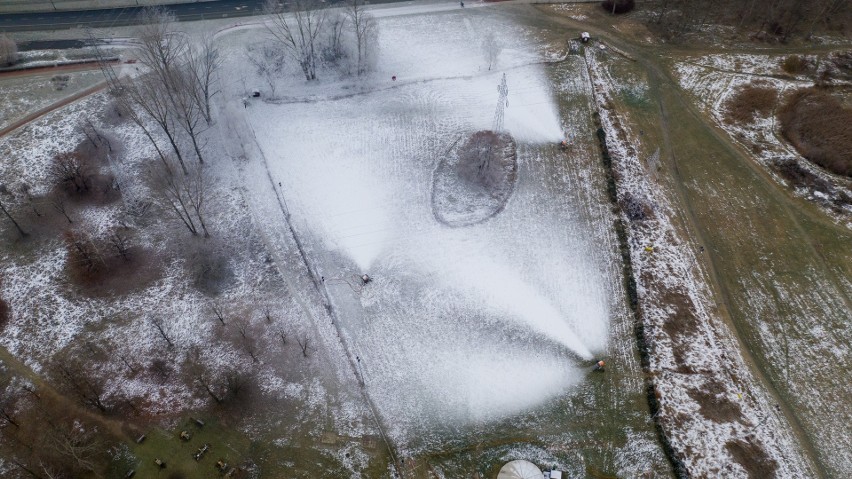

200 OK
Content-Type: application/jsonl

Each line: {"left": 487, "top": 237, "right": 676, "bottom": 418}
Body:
{"left": 619, "top": 192, "right": 655, "bottom": 221}
{"left": 601, "top": 0, "right": 635, "bottom": 14}
{"left": 723, "top": 84, "right": 778, "bottom": 124}
{"left": 780, "top": 55, "right": 814, "bottom": 75}
{"left": 778, "top": 89, "right": 852, "bottom": 177}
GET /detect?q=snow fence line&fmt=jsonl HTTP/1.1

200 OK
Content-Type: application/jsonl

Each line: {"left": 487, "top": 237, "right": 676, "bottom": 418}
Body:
{"left": 582, "top": 47, "right": 818, "bottom": 478}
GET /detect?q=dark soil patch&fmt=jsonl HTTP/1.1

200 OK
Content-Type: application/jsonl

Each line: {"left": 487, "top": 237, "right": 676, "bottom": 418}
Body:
{"left": 601, "top": 0, "right": 635, "bottom": 15}
{"left": 0, "top": 293, "right": 9, "bottom": 332}
{"left": 660, "top": 288, "right": 700, "bottom": 373}
{"left": 686, "top": 379, "right": 743, "bottom": 424}
{"left": 724, "top": 84, "right": 777, "bottom": 125}
{"left": 771, "top": 159, "right": 832, "bottom": 191}
{"left": 725, "top": 439, "right": 779, "bottom": 479}
{"left": 431, "top": 130, "right": 517, "bottom": 227}
{"left": 660, "top": 289, "right": 698, "bottom": 336}
{"left": 779, "top": 88, "right": 852, "bottom": 177}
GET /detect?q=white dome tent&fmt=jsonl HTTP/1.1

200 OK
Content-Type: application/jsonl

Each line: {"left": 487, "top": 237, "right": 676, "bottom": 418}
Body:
{"left": 496, "top": 460, "right": 543, "bottom": 479}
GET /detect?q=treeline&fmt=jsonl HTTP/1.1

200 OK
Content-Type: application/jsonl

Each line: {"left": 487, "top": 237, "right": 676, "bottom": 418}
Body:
{"left": 646, "top": 0, "right": 850, "bottom": 41}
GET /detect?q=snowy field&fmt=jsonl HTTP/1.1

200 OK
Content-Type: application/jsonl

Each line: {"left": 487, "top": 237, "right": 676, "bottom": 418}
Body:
{"left": 213, "top": 4, "right": 649, "bottom": 458}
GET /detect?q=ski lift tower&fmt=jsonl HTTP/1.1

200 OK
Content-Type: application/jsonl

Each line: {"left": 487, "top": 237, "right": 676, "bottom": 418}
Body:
{"left": 492, "top": 73, "right": 509, "bottom": 132}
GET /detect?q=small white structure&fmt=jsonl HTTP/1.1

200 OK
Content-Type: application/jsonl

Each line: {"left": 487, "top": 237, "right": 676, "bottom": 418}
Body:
{"left": 581, "top": 32, "right": 590, "bottom": 43}
{"left": 496, "top": 460, "right": 543, "bottom": 479}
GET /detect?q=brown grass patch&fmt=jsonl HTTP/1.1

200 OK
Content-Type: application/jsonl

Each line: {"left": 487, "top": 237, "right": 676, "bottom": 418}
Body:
{"left": 726, "top": 439, "right": 779, "bottom": 479}
{"left": 724, "top": 84, "right": 778, "bottom": 124}
{"left": 64, "top": 233, "right": 163, "bottom": 297}
{"left": 780, "top": 55, "right": 815, "bottom": 75}
{"left": 686, "top": 379, "right": 743, "bottom": 423}
{"left": 659, "top": 288, "right": 700, "bottom": 373}
{"left": 779, "top": 88, "right": 852, "bottom": 177}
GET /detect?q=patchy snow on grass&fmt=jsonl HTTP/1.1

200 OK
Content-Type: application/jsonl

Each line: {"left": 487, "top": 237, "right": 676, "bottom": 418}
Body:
{"left": 673, "top": 56, "right": 852, "bottom": 227}
{"left": 0, "top": 94, "right": 106, "bottom": 195}
{"left": 0, "top": 75, "right": 378, "bottom": 449}
{"left": 587, "top": 48, "right": 817, "bottom": 478}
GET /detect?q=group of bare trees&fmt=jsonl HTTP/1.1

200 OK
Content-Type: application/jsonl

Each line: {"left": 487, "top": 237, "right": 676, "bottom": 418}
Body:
{"left": 261, "top": 0, "right": 376, "bottom": 82}
{"left": 0, "top": 372, "right": 107, "bottom": 479}
{"left": 98, "top": 7, "right": 220, "bottom": 237}
{"left": 650, "top": 0, "right": 850, "bottom": 41}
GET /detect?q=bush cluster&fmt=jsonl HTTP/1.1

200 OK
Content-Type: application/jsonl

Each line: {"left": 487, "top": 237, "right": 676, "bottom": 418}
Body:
{"left": 779, "top": 89, "right": 852, "bottom": 177}
{"left": 780, "top": 55, "right": 815, "bottom": 75}
{"left": 724, "top": 84, "right": 778, "bottom": 124}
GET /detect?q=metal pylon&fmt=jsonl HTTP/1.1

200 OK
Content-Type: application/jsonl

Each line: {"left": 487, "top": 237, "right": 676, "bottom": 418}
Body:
{"left": 492, "top": 73, "right": 508, "bottom": 132}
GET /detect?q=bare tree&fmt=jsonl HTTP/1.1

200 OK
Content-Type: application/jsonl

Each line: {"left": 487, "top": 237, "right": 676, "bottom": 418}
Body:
{"left": 481, "top": 31, "right": 503, "bottom": 71}
{"left": 170, "top": 67, "right": 209, "bottom": 164}
{"left": 17, "top": 183, "right": 41, "bottom": 217}
{"left": 264, "top": 0, "right": 327, "bottom": 81}
{"left": 0, "top": 34, "right": 17, "bottom": 67}
{"left": 49, "top": 152, "right": 90, "bottom": 194}
{"left": 346, "top": 0, "right": 377, "bottom": 75}
{"left": 0, "top": 376, "right": 23, "bottom": 430}
{"left": 183, "top": 346, "right": 225, "bottom": 404}
{"left": 135, "top": 7, "right": 187, "bottom": 88}
{"left": 126, "top": 75, "right": 188, "bottom": 174}
{"left": 47, "top": 423, "right": 99, "bottom": 474}
{"left": 211, "top": 303, "right": 226, "bottom": 325}
{"left": 111, "top": 88, "right": 173, "bottom": 174}
{"left": 54, "top": 362, "right": 109, "bottom": 413}
{"left": 0, "top": 187, "right": 27, "bottom": 238}
{"left": 323, "top": 12, "right": 347, "bottom": 65}
{"left": 133, "top": 7, "right": 196, "bottom": 172}
{"left": 297, "top": 336, "right": 311, "bottom": 357}
{"left": 151, "top": 317, "right": 174, "bottom": 348}
{"left": 149, "top": 158, "right": 211, "bottom": 237}
{"left": 108, "top": 230, "right": 131, "bottom": 260}
{"left": 246, "top": 42, "right": 286, "bottom": 97}
{"left": 187, "top": 32, "right": 221, "bottom": 124}
{"left": 63, "top": 231, "right": 103, "bottom": 273}
{"left": 51, "top": 196, "right": 73, "bottom": 224}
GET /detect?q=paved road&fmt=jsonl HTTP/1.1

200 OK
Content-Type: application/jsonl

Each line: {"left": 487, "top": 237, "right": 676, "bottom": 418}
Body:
{"left": 0, "top": 0, "right": 274, "bottom": 32}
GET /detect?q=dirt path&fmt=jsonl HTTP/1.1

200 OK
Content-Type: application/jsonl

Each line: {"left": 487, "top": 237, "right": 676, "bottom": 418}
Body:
{"left": 0, "top": 80, "right": 107, "bottom": 138}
